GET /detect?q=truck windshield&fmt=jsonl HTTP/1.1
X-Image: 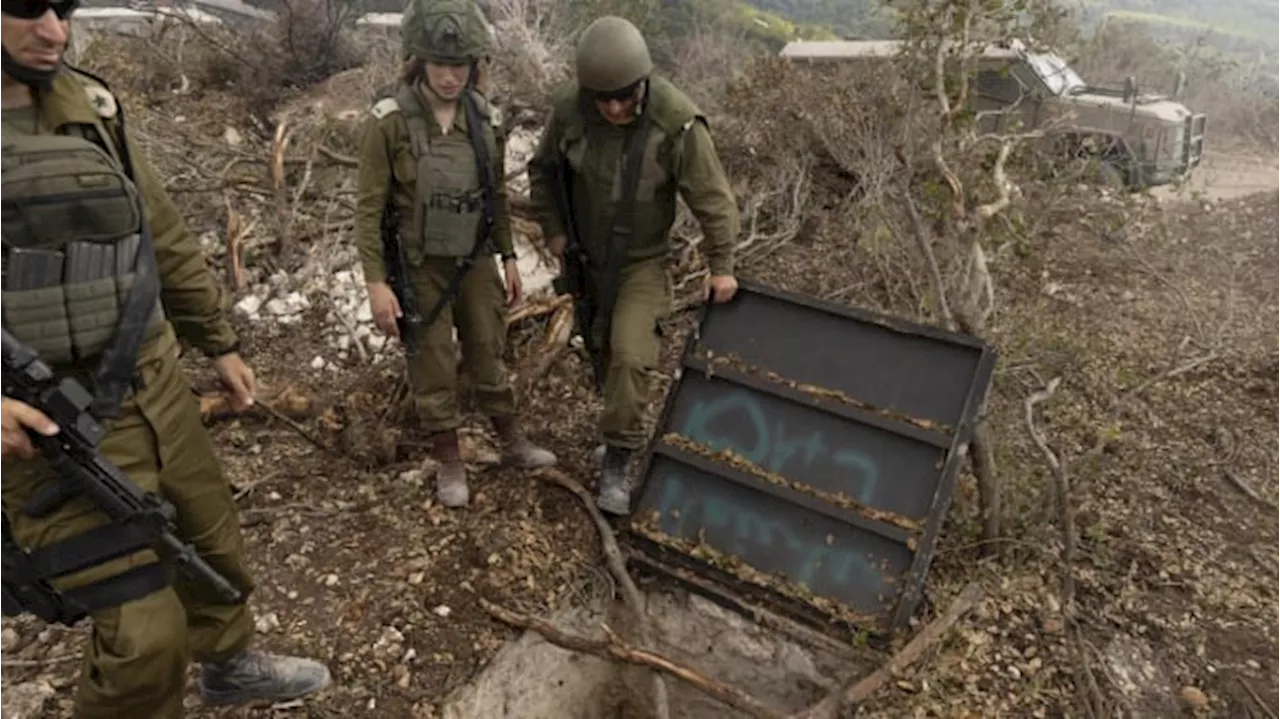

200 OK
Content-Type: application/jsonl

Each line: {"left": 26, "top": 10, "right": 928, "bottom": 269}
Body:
{"left": 1026, "top": 53, "right": 1085, "bottom": 95}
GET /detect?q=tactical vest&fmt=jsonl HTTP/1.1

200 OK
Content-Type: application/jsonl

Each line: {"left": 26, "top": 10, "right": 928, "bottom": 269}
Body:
{"left": 554, "top": 75, "right": 704, "bottom": 264}
{"left": 377, "top": 84, "right": 502, "bottom": 263}
{"left": 0, "top": 82, "right": 165, "bottom": 392}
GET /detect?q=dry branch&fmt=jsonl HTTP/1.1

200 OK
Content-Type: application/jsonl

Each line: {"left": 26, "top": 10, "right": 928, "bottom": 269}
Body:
{"left": 534, "top": 468, "right": 671, "bottom": 719}
{"left": 792, "top": 582, "right": 984, "bottom": 719}
{"left": 481, "top": 598, "right": 781, "bottom": 719}
{"left": 1025, "top": 378, "right": 1106, "bottom": 719}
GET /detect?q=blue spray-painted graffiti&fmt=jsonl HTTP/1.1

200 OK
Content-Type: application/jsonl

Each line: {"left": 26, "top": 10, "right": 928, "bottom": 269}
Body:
{"left": 653, "top": 468, "right": 884, "bottom": 609}
{"left": 654, "top": 386, "right": 892, "bottom": 608}
{"left": 681, "top": 388, "right": 880, "bottom": 504}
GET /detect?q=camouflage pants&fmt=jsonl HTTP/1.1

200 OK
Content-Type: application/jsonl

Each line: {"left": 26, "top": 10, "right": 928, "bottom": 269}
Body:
{"left": 405, "top": 256, "right": 517, "bottom": 433}
{"left": 1, "top": 352, "right": 256, "bottom": 719}
{"left": 596, "top": 257, "right": 672, "bottom": 450}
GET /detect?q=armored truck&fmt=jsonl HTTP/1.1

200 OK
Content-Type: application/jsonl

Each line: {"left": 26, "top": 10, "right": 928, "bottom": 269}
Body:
{"left": 779, "top": 39, "right": 1207, "bottom": 190}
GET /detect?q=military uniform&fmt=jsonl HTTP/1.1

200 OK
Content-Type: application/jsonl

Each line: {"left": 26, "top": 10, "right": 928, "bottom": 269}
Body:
{"left": 355, "top": 0, "right": 556, "bottom": 508}
{"left": 1, "top": 68, "right": 255, "bottom": 718}
{"left": 527, "top": 16, "right": 740, "bottom": 513}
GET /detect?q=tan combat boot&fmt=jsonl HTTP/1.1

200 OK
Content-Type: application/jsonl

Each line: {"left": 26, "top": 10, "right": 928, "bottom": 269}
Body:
{"left": 432, "top": 429, "right": 469, "bottom": 507}
{"left": 491, "top": 415, "right": 558, "bottom": 468}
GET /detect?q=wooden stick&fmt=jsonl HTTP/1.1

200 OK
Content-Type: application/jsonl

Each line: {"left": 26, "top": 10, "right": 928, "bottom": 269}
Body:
{"left": 535, "top": 468, "right": 672, "bottom": 719}
{"left": 788, "top": 582, "right": 984, "bottom": 719}
{"left": 481, "top": 598, "right": 783, "bottom": 719}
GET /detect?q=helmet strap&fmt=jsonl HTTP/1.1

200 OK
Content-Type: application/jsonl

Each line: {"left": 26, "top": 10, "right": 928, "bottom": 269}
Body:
{"left": 2, "top": 47, "right": 57, "bottom": 90}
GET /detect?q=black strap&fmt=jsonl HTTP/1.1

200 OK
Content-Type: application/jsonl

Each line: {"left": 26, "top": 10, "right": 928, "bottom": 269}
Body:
{"left": 590, "top": 88, "right": 654, "bottom": 369}
{"left": 413, "top": 91, "right": 499, "bottom": 332}
{"left": 82, "top": 69, "right": 160, "bottom": 421}
{"left": 2, "top": 513, "right": 171, "bottom": 625}
{"left": 25, "top": 519, "right": 158, "bottom": 580}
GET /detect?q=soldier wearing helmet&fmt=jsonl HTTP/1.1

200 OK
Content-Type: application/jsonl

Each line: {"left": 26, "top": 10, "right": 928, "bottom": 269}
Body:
{"left": 1, "top": 0, "right": 331, "bottom": 715}
{"left": 527, "top": 16, "right": 741, "bottom": 516}
{"left": 355, "top": 0, "right": 557, "bottom": 509}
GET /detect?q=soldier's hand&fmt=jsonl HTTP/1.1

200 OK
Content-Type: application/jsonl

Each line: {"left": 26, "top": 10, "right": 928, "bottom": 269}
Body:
{"left": 704, "top": 274, "right": 739, "bottom": 304}
{"left": 212, "top": 353, "right": 257, "bottom": 412}
{"left": 547, "top": 234, "right": 567, "bottom": 267}
{"left": 368, "top": 281, "right": 402, "bottom": 339}
{"left": 1, "top": 398, "right": 59, "bottom": 461}
{"left": 503, "top": 258, "right": 523, "bottom": 307}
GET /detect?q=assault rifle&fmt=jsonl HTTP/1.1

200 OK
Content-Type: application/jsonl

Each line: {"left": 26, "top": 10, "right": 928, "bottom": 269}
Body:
{"left": 545, "top": 153, "right": 604, "bottom": 391}
{"left": 1, "top": 328, "right": 243, "bottom": 616}
{"left": 380, "top": 204, "right": 424, "bottom": 355}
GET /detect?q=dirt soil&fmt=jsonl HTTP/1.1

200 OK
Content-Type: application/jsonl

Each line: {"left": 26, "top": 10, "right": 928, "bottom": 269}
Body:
{"left": 2, "top": 37, "right": 1278, "bottom": 719}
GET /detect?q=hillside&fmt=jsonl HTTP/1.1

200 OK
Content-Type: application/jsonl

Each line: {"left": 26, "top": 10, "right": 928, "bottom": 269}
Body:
{"left": 4, "top": 4, "right": 1278, "bottom": 719}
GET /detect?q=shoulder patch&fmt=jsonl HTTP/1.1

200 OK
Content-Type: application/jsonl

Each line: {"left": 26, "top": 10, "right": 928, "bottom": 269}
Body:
{"left": 371, "top": 97, "right": 400, "bottom": 120}
{"left": 83, "top": 84, "right": 118, "bottom": 120}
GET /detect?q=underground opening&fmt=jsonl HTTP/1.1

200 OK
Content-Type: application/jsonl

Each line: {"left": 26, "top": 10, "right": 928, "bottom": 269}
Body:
{"left": 439, "top": 588, "right": 874, "bottom": 719}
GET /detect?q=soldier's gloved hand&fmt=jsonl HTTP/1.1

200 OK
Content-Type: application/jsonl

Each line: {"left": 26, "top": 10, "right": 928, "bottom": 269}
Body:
{"left": 1, "top": 398, "right": 59, "bottom": 461}
{"left": 704, "top": 274, "right": 739, "bottom": 304}
{"left": 367, "top": 281, "right": 402, "bottom": 339}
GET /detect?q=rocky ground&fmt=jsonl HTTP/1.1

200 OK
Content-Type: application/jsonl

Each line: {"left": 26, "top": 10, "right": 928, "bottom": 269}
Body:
{"left": 3, "top": 27, "right": 1278, "bottom": 719}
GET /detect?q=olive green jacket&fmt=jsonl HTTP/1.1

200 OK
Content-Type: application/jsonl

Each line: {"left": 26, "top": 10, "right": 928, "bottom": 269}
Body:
{"left": 30, "top": 69, "right": 240, "bottom": 365}
{"left": 527, "top": 76, "right": 739, "bottom": 276}
{"left": 353, "top": 84, "right": 514, "bottom": 284}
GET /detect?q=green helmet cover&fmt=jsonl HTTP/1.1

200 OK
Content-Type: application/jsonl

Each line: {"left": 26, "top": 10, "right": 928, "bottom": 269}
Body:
{"left": 575, "top": 15, "right": 653, "bottom": 92}
{"left": 402, "top": 0, "right": 493, "bottom": 64}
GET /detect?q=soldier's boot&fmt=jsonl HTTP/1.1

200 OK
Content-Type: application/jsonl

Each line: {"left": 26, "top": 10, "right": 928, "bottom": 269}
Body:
{"left": 491, "top": 415, "right": 558, "bottom": 468}
{"left": 432, "top": 429, "right": 469, "bottom": 508}
{"left": 596, "top": 446, "right": 633, "bottom": 516}
{"left": 199, "top": 648, "right": 331, "bottom": 706}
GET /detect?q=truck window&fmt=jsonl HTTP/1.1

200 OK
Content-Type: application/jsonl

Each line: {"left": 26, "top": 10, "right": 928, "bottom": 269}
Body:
{"left": 974, "top": 69, "right": 1024, "bottom": 104}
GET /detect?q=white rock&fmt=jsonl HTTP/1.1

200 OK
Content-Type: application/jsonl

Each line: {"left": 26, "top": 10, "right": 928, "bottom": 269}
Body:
{"left": 1, "top": 626, "right": 18, "bottom": 652}
{"left": 1, "top": 680, "right": 55, "bottom": 719}
{"left": 235, "top": 295, "right": 263, "bottom": 317}
{"left": 310, "top": 356, "right": 326, "bottom": 370}
{"left": 367, "top": 335, "right": 387, "bottom": 352}
{"left": 433, "top": 605, "right": 452, "bottom": 617}
{"left": 355, "top": 298, "right": 373, "bottom": 323}
{"left": 255, "top": 612, "right": 281, "bottom": 633}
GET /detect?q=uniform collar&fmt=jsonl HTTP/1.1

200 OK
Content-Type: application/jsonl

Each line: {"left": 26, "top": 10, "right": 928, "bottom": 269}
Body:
{"left": 36, "top": 69, "right": 103, "bottom": 130}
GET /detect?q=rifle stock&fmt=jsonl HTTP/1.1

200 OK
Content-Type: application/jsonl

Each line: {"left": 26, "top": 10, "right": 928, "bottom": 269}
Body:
{"left": 1, "top": 328, "right": 242, "bottom": 606}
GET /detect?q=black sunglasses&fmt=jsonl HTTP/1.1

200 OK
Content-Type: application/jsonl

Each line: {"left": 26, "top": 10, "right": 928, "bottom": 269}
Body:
{"left": 592, "top": 80, "right": 643, "bottom": 103}
{"left": 2, "top": 0, "right": 79, "bottom": 19}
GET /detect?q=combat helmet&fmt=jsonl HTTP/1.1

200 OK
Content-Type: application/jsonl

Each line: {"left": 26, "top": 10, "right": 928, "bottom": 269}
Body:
{"left": 575, "top": 16, "right": 653, "bottom": 93}
{"left": 402, "top": 0, "right": 493, "bottom": 65}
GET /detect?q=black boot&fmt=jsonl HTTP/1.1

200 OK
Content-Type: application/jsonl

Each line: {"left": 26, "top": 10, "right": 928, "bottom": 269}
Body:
{"left": 596, "top": 446, "right": 633, "bottom": 515}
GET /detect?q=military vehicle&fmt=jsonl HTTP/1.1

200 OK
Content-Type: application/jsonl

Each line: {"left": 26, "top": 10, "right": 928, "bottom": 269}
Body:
{"left": 779, "top": 39, "right": 1207, "bottom": 191}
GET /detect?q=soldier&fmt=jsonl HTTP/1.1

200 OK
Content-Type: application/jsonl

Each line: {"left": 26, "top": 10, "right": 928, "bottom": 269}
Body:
{"left": 527, "top": 16, "right": 742, "bottom": 516}
{"left": 355, "top": 0, "right": 557, "bottom": 508}
{"left": 0, "top": 1, "right": 331, "bottom": 717}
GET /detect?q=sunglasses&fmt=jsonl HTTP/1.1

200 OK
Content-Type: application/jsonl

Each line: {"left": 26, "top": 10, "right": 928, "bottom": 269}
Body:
{"left": 2, "top": 0, "right": 79, "bottom": 19}
{"left": 592, "top": 80, "right": 642, "bottom": 103}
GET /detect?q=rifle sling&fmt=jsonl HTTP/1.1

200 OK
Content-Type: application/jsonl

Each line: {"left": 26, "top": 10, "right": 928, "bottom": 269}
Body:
{"left": 3, "top": 514, "right": 171, "bottom": 623}
{"left": 592, "top": 103, "right": 653, "bottom": 360}
{"left": 74, "top": 68, "right": 161, "bottom": 421}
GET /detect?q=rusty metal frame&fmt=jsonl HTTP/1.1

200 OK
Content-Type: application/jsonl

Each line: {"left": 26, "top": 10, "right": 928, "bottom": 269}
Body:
{"left": 622, "top": 278, "right": 997, "bottom": 635}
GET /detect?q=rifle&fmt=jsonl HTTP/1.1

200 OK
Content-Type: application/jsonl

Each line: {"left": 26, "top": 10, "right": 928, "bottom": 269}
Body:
{"left": 380, "top": 204, "right": 424, "bottom": 356}
{"left": 546, "top": 154, "right": 604, "bottom": 390}
{"left": 547, "top": 107, "right": 652, "bottom": 393}
{"left": 1, "top": 327, "right": 243, "bottom": 623}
